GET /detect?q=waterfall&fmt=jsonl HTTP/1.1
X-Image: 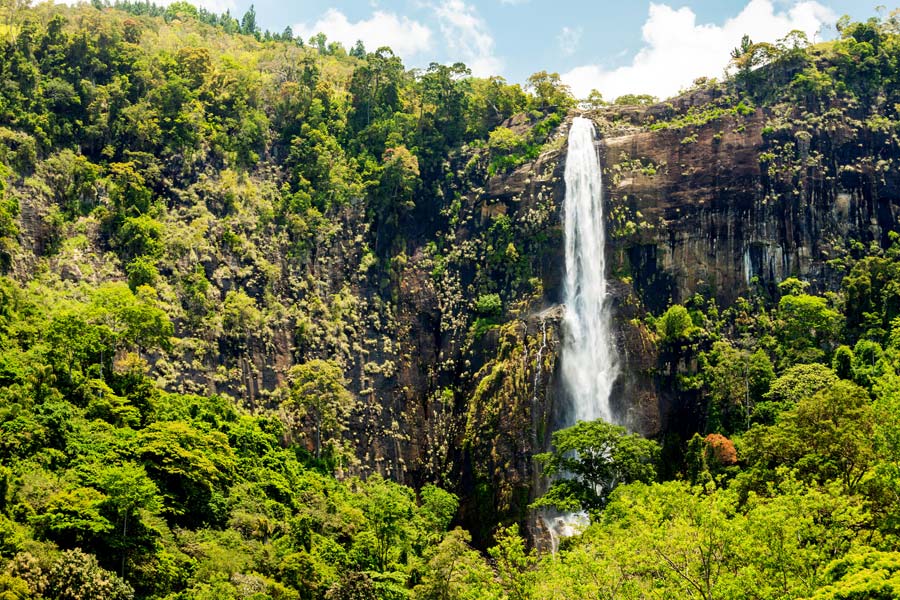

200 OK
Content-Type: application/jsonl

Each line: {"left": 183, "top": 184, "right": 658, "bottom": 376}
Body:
{"left": 540, "top": 116, "right": 618, "bottom": 551}
{"left": 560, "top": 116, "right": 618, "bottom": 425}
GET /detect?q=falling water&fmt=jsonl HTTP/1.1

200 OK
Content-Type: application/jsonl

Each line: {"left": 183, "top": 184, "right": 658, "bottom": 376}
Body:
{"left": 560, "top": 116, "right": 618, "bottom": 425}
{"left": 541, "top": 116, "right": 618, "bottom": 551}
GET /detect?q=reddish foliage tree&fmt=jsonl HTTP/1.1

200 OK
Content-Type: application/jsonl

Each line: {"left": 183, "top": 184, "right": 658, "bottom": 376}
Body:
{"left": 704, "top": 433, "right": 738, "bottom": 466}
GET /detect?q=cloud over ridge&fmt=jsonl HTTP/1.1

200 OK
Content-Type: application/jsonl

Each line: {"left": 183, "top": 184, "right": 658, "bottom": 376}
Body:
{"left": 561, "top": 0, "right": 836, "bottom": 101}
{"left": 294, "top": 9, "right": 433, "bottom": 60}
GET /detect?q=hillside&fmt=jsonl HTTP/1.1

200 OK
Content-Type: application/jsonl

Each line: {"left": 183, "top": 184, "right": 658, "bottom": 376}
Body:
{"left": 1, "top": 2, "right": 900, "bottom": 599}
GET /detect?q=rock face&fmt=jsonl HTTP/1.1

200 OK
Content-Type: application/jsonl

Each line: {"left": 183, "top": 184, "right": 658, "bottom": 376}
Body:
{"left": 575, "top": 95, "right": 898, "bottom": 441}
{"left": 15, "top": 88, "right": 899, "bottom": 545}
{"left": 596, "top": 98, "right": 900, "bottom": 310}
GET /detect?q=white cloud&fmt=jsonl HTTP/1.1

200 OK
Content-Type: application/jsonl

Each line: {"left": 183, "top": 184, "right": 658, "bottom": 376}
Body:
{"left": 558, "top": 26, "right": 582, "bottom": 57}
{"left": 434, "top": 0, "right": 503, "bottom": 77}
{"left": 561, "top": 0, "right": 835, "bottom": 101}
{"left": 293, "top": 9, "right": 432, "bottom": 60}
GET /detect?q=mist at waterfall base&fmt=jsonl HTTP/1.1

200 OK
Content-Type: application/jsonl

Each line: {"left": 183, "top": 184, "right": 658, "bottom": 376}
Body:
{"left": 541, "top": 116, "right": 619, "bottom": 550}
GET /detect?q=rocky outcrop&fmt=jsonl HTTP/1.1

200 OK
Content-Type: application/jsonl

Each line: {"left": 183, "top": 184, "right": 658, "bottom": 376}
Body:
{"left": 594, "top": 99, "right": 900, "bottom": 309}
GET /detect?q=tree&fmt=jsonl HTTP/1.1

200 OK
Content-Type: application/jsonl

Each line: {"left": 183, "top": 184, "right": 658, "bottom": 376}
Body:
{"left": 730, "top": 34, "right": 776, "bottom": 81}
{"left": 584, "top": 89, "right": 605, "bottom": 109}
{"left": 39, "top": 150, "right": 101, "bottom": 217}
{"left": 240, "top": 4, "right": 258, "bottom": 37}
{"left": 487, "top": 127, "right": 526, "bottom": 153}
{"left": 137, "top": 420, "right": 237, "bottom": 525}
{"left": 776, "top": 288, "right": 841, "bottom": 366}
{"left": 809, "top": 549, "right": 900, "bottom": 599}
{"left": 283, "top": 359, "right": 354, "bottom": 460}
{"left": 656, "top": 304, "right": 697, "bottom": 344}
{"left": 44, "top": 549, "right": 134, "bottom": 600}
{"left": 525, "top": 71, "right": 574, "bottom": 110}
{"left": 106, "top": 162, "right": 153, "bottom": 216}
{"left": 30, "top": 486, "right": 113, "bottom": 548}
{"left": 349, "top": 40, "right": 366, "bottom": 59}
{"left": 701, "top": 342, "right": 773, "bottom": 434}
{"left": 326, "top": 572, "right": 378, "bottom": 600}
{"left": 534, "top": 419, "right": 659, "bottom": 512}
{"left": 413, "top": 528, "right": 499, "bottom": 600}
{"left": 613, "top": 94, "right": 657, "bottom": 106}
{"left": 467, "top": 76, "right": 527, "bottom": 137}
{"left": 94, "top": 462, "right": 161, "bottom": 577}
{"left": 363, "top": 475, "right": 415, "bottom": 572}
{"left": 89, "top": 283, "right": 173, "bottom": 354}
{"left": 488, "top": 526, "right": 535, "bottom": 600}
{"left": 742, "top": 380, "right": 875, "bottom": 492}
{"left": 755, "top": 362, "right": 838, "bottom": 424}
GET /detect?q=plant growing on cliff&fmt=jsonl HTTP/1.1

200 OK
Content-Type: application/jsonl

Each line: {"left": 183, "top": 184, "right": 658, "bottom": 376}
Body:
{"left": 283, "top": 359, "right": 355, "bottom": 461}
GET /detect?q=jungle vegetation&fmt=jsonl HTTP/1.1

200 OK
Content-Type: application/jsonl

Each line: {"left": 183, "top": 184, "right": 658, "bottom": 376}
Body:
{"left": 0, "top": 2, "right": 899, "bottom": 599}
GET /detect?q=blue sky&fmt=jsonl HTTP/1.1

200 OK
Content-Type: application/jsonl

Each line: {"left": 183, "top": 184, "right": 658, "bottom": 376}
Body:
{"left": 153, "top": 0, "right": 886, "bottom": 100}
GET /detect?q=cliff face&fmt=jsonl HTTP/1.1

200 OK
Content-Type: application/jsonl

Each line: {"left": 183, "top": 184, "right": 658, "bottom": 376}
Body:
{"left": 14, "top": 82, "right": 900, "bottom": 544}
{"left": 599, "top": 98, "right": 900, "bottom": 311}
{"left": 449, "top": 92, "right": 900, "bottom": 534}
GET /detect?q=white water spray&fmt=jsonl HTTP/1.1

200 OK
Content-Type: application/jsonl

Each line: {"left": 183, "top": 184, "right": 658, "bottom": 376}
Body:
{"left": 561, "top": 117, "right": 618, "bottom": 425}
{"left": 541, "top": 116, "right": 619, "bottom": 550}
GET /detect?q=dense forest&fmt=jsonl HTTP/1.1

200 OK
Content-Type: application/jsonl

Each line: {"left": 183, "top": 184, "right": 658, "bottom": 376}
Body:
{"left": 0, "top": 1, "right": 899, "bottom": 598}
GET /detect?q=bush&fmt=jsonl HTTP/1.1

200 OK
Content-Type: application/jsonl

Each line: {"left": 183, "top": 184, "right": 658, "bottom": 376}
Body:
{"left": 474, "top": 294, "right": 502, "bottom": 317}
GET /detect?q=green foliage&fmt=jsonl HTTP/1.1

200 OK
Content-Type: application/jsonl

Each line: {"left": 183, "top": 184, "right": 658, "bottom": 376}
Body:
{"left": 741, "top": 379, "right": 874, "bottom": 492}
{"left": 655, "top": 304, "right": 698, "bottom": 343}
{"left": 474, "top": 293, "right": 502, "bottom": 317}
{"left": 754, "top": 362, "right": 838, "bottom": 424}
{"left": 613, "top": 94, "right": 657, "bottom": 106}
{"left": 701, "top": 341, "right": 774, "bottom": 434}
{"left": 811, "top": 549, "right": 900, "bottom": 599}
{"left": 412, "top": 527, "right": 499, "bottom": 600}
{"left": 776, "top": 290, "right": 841, "bottom": 366}
{"left": 282, "top": 359, "right": 354, "bottom": 461}
{"left": 534, "top": 419, "right": 659, "bottom": 513}
{"left": 525, "top": 71, "right": 574, "bottom": 110}
{"left": 488, "top": 525, "right": 535, "bottom": 600}
{"left": 44, "top": 549, "right": 134, "bottom": 600}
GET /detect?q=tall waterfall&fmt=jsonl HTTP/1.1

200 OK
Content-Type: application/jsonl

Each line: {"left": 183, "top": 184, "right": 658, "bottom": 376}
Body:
{"left": 541, "top": 116, "right": 619, "bottom": 552}
{"left": 560, "top": 116, "right": 618, "bottom": 425}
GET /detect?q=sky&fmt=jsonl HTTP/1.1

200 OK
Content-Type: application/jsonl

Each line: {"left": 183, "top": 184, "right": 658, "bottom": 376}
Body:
{"left": 94, "top": 0, "right": 890, "bottom": 100}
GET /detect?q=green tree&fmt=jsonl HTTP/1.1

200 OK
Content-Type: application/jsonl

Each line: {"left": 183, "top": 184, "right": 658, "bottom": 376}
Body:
{"left": 742, "top": 379, "right": 875, "bottom": 492}
{"left": 702, "top": 342, "right": 774, "bottom": 434}
{"left": 30, "top": 487, "right": 113, "bottom": 548}
{"left": 363, "top": 474, "right": 415, "bottom": 572}
{"left": 525, "top": 71, "right": 574, "bottom": 110}
{"left": 534, "top": 419, "right": 659, "bottom": 512}
{"left": 137, "top": 420, "right": 237, "bottom": 525}
{"left": 240, "top": 4, "right": 258, "bottom": 36}
{"left": 755, "top": 362, "right": 838, "bottom": 424}
{"left": 283, "top": 359, "right": 354, "bottom": 460}
{"left": 810, "top": 549, "right": 900, "bottom": 599}
{"left": 44, "top": 549, "right": 134, "bottom": 600}
{"left": 413, "top": 527, "right": 499, "bottom": 600}
{"left": 613, "top": 94, "right": 657, "bottom": 105}
{"left": 94, "top": 462, "right": 161, "bottom": 577}
{"left": 656, "top": 304, "right": 698, "bottom": 344}
{"left": 488, "top": 525, "right": 535, "bottom": 600}
{"left": 583, "top": 89, "right": 605, "bottom": 109}
{"left": 776, "top": 282, "right": 841, "bottom": 366}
